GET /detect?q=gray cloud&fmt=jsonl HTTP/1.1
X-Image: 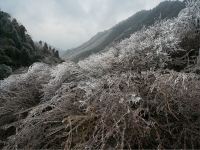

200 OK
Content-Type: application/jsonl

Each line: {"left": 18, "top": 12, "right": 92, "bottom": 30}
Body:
{"left": 0, "top": 0, "right": 165, "bottom": 50}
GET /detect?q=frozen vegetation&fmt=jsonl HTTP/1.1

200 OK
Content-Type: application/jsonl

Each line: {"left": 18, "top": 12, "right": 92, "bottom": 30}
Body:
{"left": 0, "top": 1, "right": 200, "bottom": 149}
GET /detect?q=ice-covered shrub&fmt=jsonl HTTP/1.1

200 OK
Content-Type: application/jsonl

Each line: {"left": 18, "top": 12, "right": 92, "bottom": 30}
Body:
{"left": 0, "top": 63, "right": 51, "bottom": 136}
{"left": 41, "top": 61, "right": 86, "bottom": 101}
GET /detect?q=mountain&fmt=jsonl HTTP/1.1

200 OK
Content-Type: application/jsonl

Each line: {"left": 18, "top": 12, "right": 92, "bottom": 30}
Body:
{"left": 0, "top": 11, "right": 62, "bottom": 79}
{"left": 64, "top": 1, "right": 185, "bottom": 62}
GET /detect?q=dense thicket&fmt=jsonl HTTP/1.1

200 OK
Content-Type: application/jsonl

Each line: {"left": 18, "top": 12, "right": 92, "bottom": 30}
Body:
{"left": 64, "top": 1, "right": 185, "bottom": 62}
{"left": 0, "top": 11, "right": 62, "bottom": 79}
{"left": 0, "top": 1, "right": 200, "bottom": 149}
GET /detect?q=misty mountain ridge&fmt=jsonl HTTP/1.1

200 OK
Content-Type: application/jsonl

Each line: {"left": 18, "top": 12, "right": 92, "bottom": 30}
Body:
{"left": 64, "top": 0, "right": 185, "bottom": 62}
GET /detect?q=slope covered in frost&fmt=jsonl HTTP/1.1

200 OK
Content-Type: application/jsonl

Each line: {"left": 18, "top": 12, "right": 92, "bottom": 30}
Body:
{"left": 0, "top": 1, "right": 200, "bottom": 149}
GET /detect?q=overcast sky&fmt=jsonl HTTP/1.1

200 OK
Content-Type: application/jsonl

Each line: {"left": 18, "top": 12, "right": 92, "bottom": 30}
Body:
{"left": 0, "top": 0, "right": 165, "bottom": 50}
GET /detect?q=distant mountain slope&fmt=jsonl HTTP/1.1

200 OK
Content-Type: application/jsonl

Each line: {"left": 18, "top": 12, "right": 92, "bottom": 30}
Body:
{"left": 64, "top": 1, "right": 185, "bottom": 62}
{"left": 0, "top": 11, "right": 62, "bottom": 79}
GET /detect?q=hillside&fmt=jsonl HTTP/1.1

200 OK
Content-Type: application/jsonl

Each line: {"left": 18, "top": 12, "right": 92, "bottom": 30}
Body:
{"left": 0, "top": 11, "right": 62, "bottom": 79}
{"left": 0, "top": 1, "right": 200, "bottom": 149}
{"left": 64, "top": 1, "right": 185, "bottom": 62}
